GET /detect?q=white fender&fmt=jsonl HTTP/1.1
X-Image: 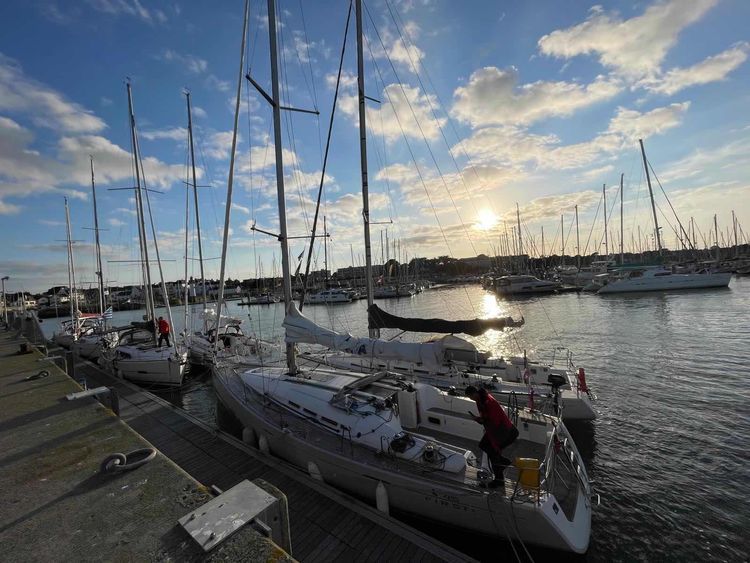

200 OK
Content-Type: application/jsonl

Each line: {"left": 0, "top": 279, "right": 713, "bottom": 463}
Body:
{"left": 307, "top": 461, "right": 324, "bottom": 483}
{"left": 242, "top": 427, "right": 257, "bottom": 447}
{"left": 375, "top": 481, "right": 389, "bottom": 515}
{"left": 258, "top": 433, "right": 270, "bottom": 455}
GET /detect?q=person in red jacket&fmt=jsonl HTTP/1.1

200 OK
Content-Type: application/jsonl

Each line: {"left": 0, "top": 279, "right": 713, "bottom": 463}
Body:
{"left": 157, "top": 316, "right": 171, "bottom": 347}
{"left": 466, "top": 385, "right": 519, "bottom": 488}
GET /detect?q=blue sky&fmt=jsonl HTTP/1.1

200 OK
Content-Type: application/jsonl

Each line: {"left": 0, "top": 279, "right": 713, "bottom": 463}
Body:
{"left": 1, "top": 0, "right": 749, "bottom": 292}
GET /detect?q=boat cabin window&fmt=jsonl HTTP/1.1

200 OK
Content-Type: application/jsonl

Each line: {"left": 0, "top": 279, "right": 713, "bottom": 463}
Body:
{"left": 628, "top": 270, "right": 644, "bottom": 278}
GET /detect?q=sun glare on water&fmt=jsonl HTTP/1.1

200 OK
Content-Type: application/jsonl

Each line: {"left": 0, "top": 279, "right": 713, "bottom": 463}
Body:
{"left": 476, "top": 209, "right": 497, "bottom": 231}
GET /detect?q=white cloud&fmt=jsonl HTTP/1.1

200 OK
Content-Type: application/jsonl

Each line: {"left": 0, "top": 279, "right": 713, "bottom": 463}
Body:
{"left": 0, "top": 54, "right": 106, "bottom": 134}
{"left": 340, "top": 83, "right": 444, "bottom": 143}
{"left": 454, "top": 102, "right": 690, "bottom": 172}
{"left": 231, "top": 202, "right": 250, "bottom": 214}
{"left": 656, "top": 137, "right": 750, "bottom": 183}
{"left": 0, "top": 199, "right": 21, "bottom": 215}
{"left": 86, "top": 0, "right": 166, "bottom": 25}
{"left": 141, "top": 127, "right": 187, "bottom": 141}
{"left": 452, "top": 66, "right": 621, "bottom": 127}
{"left": 108, "top": 217, "right": 127, "bottom": 227}
{"left": 0, "top": 117, "right": 191, "bottom": 204}
{"left": 204, "top": 131, "right": 236, "bottom": 160}
{"left": 207, "top": 75, "right": 231, "bottom": 93}
{"left": 157, "top": 50, "right": 208, "bottom": 74}
{"left": 521, "top": 190, "right": 601, "bottom": 221}
{"left": 538, "top": 0, "right": 718, "bottom": 81}
{"left": 641, "top": 42, "right": 750, "bottom": 95}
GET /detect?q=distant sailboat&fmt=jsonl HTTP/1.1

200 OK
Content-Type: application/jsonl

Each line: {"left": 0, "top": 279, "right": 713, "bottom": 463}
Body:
{"left": 593, "top": 140, "right": 731, "bottom": 294}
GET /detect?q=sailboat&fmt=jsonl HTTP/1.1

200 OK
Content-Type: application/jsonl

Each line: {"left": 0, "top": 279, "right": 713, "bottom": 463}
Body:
{"left": 98, "top": 82, "right": 187, "bottom": 386}
{"left": 593, "top": 140, "right": 731, "bottom": 294}
{"left": 52, "top": 197, "right": 96, "bottom": 348}
{"left": 213, "top": 0, "right": 592, "bottom": 553}
{"left": 71, "top": 158, "right": 119, "bottom": 360}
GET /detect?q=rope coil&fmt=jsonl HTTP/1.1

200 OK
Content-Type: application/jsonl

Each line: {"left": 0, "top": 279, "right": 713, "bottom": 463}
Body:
{"left": 100, "top": 448, "right": 157, "bottom": 474}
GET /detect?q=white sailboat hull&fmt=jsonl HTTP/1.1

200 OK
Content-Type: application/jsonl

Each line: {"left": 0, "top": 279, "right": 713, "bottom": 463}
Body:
{"left": 110, "top": 347, "right": 187, "bottom": 386}
{"left": 213, "top": 370, "right": 591, "bottom": 553}
{"left": 597, "top": 272, "right": 731, "bottom": 293}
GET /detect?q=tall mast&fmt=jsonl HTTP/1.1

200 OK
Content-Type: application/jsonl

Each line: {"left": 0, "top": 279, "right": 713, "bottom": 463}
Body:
{"left": 323, "top": 215, "right": 329, "bottom": 287}
{"left": 516, "top": 203, "right": 523, "bottom": 256}
{"left": 541, "top": 226, "right": 545, "bottom": 258}
{"left": 714, "top": 213, "right": 720, "bottom": 262}
{"left": 64, "top": 197, "right": 77, "bottom": 334}
{"left": 560, "top": 214, "right": 564, "bottom": 266}
{"left": 619, "top": 173, "right": 624, "bottom": 265}
{"left": 639, "top": 139, "right": 662, "bottom": 255}
{"left": 127, "top": 81, "right": 155, "bottom": 330}
{"left": 186, "top": 92, "right": 207, "bottom": 312}
{"left": 90, "top": 157, "right": 105, "bottom": 316}
{"left": 603, "top": 184, "right": 609, "bottom": 258}
{"left": 732, "top": 210, "right": 738, "bottom": 253}
{"left": 576, "top": 205, "right": 581, "bottom": 270}
{"left": 214, "top": 0, "right": 249, "bottom": 349}
{"left": 268, "top": 0, "right": 297, "bottom": 372}
{"left": 356, "top": 0, "right": 377, "bottom": 337}
{"left": 183, "top": 154, "right": 190, "bottom": 334}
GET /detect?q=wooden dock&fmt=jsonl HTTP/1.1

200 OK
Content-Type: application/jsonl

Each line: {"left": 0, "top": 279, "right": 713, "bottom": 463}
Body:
{"left": 6, "top": 317, "right": 475, "bottom": 562}
{"left": 0, "top": 328, "right": 290, "bottom": 562}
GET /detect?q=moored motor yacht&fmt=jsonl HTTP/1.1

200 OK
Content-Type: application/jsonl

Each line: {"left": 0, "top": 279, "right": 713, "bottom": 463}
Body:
{"left": 304, "top": 288, "right": 353, "bottom": 304}
{"left": 494, "top": 275, "right": 561, "bottom": 295}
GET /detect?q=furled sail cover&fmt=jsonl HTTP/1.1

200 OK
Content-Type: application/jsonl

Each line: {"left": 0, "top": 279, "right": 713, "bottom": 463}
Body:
{"left": 284, "top": 304, "right": 448, "bottom": 369}
{"left": 367, "top": 303, "right": 523, "bottom": 336}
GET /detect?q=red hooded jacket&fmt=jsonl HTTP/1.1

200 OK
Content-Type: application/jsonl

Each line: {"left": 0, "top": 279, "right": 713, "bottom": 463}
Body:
{"left": 475, "top": 392, "right": 513, "bottom": 450}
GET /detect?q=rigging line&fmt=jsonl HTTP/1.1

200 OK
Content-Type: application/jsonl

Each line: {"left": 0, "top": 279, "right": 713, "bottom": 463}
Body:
{"left": 362, "top": 20, "right": 468, "bottom": 316}
{"left": 388, "top": 0, "right": 509, "bottom": 241}
{"left": 362, "top": 35, "right": 454, "bottom": 258}
{"left": 647, "top": 159, "right": 695, "bottom": 251}
{"left": 364, "top": 2, "right": 480, "bottom": 257}
{"left": 384, "top": 0, "right": 497, "bottom": 256}
{"left": 134, "top": 123, "right": 178, "bottom": 350}
{"left": 277, "top": 14, "right": 312, "bottom": 233}
{"left": 582, "top": 192, "right": 602, "bottom": 257}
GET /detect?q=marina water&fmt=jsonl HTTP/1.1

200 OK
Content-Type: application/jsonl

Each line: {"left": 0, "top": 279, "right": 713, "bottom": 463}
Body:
{"left": 39, "top": 278, "right": 750, "bottom": 561}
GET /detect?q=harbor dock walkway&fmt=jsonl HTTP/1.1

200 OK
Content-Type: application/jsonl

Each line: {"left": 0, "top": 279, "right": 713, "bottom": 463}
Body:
{"left": 1, "top": 322, "right": 474, "bottom": 562}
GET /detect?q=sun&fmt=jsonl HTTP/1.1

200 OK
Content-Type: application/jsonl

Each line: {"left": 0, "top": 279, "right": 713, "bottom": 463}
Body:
{"left": 476, "top": 209, "right": 497, "bottom": 231}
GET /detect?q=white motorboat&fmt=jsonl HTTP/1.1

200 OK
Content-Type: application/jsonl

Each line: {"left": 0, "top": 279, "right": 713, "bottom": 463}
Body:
{"left": 304, "top": 288, "right": 352, "bottom": 304}
{"left": 559, "top": 261, "right": 613, "bottom": 287}
{"left": 241, "top": 293, "right": 279, "bottom": 305}
{"left": 494, "top": 275, "right": 561, "bottom": 295}
{"left": 214, "top": 364, "right": 592, "bottom": 553}
{"left": 374, "top": 285, "right": 399, "bottom": 299}
{"left": 594, "top": 267, "right": 732, "bottom": 294}
{"left": 100, "top": 325, "right": 187, "bottom": 386}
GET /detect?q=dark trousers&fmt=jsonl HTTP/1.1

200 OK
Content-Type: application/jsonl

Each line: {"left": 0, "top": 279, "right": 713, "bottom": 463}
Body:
{"left": 479, "top": 426, "right": 519, "bottom": 476}
{"left": 158, "top": 333, "right": 171, "bottom": 347}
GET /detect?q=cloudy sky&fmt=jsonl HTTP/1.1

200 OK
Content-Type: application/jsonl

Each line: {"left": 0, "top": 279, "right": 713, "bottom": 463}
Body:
{"left": 1, "top": 0, "right": 749, "bottom": 292}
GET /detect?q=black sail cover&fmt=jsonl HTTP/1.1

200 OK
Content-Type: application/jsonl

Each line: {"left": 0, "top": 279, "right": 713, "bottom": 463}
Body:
{"left": 368, "top": 304, "right": 523, "bottom": 336}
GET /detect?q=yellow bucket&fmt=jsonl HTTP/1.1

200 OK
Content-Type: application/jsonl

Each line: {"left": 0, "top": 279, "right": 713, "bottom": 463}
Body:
{"left": 514, "top": 457, "right": 540, "bottom": 490}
